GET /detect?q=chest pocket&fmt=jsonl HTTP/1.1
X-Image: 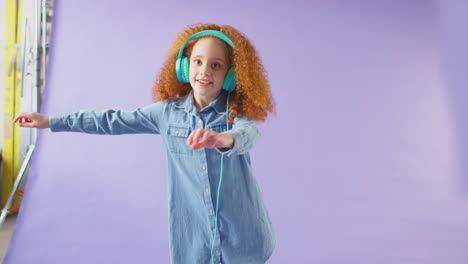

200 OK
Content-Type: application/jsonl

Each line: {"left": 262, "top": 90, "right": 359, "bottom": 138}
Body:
{"left": 167, "top": 125, "right": 192, "bottom": 155}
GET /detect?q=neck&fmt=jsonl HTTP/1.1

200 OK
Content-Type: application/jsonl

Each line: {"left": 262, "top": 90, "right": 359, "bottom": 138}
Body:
{"left": 193, "top": 91, "right": 222, "bottom": 111}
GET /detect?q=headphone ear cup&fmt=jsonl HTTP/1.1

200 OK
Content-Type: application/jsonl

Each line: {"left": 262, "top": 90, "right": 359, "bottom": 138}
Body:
{"left": 176, "top": 56, "right": 190, "bottom": 83}
{"left": 222, "top": 68, "right": 237, "bottom": 92}
{"left": 180, "top": 57, "right": 190, "bottom": 83}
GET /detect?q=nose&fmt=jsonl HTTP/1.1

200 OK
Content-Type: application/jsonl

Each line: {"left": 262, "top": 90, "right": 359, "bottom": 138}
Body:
{"left": 199, "top": 63, "right": 211, "bottom": 76}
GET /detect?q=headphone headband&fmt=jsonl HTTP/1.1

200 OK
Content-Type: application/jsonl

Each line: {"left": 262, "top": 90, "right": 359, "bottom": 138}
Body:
{"left": 177, "top": 30, "right": 235, "bottom": 59}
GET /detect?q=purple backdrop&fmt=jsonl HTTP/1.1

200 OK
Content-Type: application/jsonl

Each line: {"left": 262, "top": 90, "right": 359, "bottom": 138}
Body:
{"left": 4, "top": 0, "right": 468, "bottom": 263}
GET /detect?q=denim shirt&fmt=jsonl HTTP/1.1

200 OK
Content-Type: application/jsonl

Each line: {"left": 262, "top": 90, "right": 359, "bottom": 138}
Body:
{"left": 49, "top": 91, "right": 275, "bottom": 264}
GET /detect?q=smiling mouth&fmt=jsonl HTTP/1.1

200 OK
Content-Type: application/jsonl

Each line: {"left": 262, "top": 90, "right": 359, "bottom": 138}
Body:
{"left": 197, "top": 80, "right": 212, "bottom": 85}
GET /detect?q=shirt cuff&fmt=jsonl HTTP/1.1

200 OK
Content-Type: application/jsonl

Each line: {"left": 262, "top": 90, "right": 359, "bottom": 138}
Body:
{"left": 215, "top": 130, "right": 241, "bottom": 157}
{"left": 49, "top": 115, "right": 68, "bottom": 132}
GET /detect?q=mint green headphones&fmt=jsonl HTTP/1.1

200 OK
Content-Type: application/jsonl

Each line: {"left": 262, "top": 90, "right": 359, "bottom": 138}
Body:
{"left": 175, "top": 30, "right": 237, "bottom": 92}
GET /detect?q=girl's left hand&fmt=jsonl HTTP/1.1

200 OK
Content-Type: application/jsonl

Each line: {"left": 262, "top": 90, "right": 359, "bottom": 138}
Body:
{"left": 187, "top": 128, "right": 234, "bottom": 150}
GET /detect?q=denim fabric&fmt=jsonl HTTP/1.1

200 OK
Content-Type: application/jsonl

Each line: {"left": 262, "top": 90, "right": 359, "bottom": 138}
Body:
{"left": 49, "top": 91, "right": 275, "bottom": 264}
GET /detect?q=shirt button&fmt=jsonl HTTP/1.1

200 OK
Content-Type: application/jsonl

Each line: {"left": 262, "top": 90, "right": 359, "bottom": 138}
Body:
{"left": 215, "top": 249, "right": 220, "bottom": 256}
{"left": 205, "top": 187, "right": 210, "bottom": 193}
{"left": 175, "top": 130, "right": 179, "bottom": 135}
{"left": 202, "top": 165, "right": 206, "bottom": 170}
{"left": 198, "top": 120, "right": 203, "bottom": 124}
{"left": 209, "top": 209, "right": 214, "bottom": 215}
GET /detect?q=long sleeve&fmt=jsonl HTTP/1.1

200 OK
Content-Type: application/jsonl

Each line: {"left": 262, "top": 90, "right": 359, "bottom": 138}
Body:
{"left": 216, "top": 116, "right": 260, "bottom": 156}
{"left": 49, "top": 102, "right": 164, "bottom": 135}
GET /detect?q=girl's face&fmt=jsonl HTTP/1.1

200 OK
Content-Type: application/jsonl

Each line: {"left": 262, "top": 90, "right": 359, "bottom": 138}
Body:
{"left": 189, "top": 37, "right": 230, "bottom": 107}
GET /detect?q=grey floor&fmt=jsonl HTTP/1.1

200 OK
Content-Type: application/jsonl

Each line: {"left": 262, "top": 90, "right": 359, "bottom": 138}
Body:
{"left": 0, "top": 214, "right": 17, "bottom": 263}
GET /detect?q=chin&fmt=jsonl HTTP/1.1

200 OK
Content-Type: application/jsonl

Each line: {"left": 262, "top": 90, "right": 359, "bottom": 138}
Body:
{"left": 194, "top": 86, "right": 220, "bottom": 96}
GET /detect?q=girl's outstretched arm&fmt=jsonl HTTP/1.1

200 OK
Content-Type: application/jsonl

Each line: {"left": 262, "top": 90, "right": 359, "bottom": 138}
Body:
{"left": 14, "top": 112, "right": 50, "bottom": 128}
{"left": 14, "top": 103, "right": 165, "bottom": 135}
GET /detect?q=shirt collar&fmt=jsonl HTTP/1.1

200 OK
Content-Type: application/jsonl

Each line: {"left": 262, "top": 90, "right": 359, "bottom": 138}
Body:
{"left": 175, "top": 90, "right": 228, "bottom": 115}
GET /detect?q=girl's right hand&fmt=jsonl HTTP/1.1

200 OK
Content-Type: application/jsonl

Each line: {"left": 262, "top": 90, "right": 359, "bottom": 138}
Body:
{"left": 14, "top": 112, "right": 50, "bottom": 128}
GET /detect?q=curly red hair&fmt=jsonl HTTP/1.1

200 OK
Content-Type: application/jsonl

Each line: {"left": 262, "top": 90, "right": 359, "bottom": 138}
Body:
{"left": 152, "top": 23, "right": 274, "bottom": 124}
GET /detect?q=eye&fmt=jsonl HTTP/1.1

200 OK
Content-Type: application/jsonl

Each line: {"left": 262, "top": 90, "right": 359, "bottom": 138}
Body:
{"left": 212, "top": 62, "right": 221, "bottom": 69}
{"left": 193, "top": 59, "right": 201, "bottom": 65}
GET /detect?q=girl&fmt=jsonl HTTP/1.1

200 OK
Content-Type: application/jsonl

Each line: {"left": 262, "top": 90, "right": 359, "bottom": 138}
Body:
{"left": 15, "top": 24, "right": 275, "bottom": 264}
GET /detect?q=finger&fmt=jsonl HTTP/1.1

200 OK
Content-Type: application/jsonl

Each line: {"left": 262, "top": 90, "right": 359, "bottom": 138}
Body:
{"left": 191, "top": 137, "right": 211, "bottom": 150}
{"left": 191, "top": 142, "right": 204, "bottom": 150}
{"left": 191, "top": 134, "right": 207, "bottom": 150}
{"left": 187, "top": 130, "right": 195, "bottom": 145}
{"left": 14, "top": 112, "right": 33, "bottom": 123}
{"left": 197, "top": 130, "right": 213, "bottom": 145}
{"left": 191, "top": 129, "right": 205, "bottom": 145}
{"left": 13, "top": 115, "right": 25, "bottom": 123}
{"left": 18, "top": 121, "right": 32, "bottom": 127}
{"left": 189, "top": 129, "right": 206, "bottom": 149}
{"left": 187, "top": 129, "right": 203, "bottom": 145}
{"left": 191, "top": 136, "right": 209, "bottom": 149}
{"left": 192, "top": 130, "right": 216, "bottom": 150}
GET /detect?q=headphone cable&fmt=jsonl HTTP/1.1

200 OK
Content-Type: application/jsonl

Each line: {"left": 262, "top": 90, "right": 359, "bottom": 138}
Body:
{"left": 211, "top": 92, "right": 230, "bottom": 264}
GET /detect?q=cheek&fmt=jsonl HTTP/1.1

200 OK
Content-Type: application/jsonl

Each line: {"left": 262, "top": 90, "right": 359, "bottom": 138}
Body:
{"left": 188, "top": 71, "right": 196, "bottom": 87}
{"left": 188, "top": 64, "right": 194, "bottom": 75}
{"left": 216, "top": 71, "right": 227, "bottom": 83}
{"left": 189, "top": 65, "right": 197, "bottom": 80}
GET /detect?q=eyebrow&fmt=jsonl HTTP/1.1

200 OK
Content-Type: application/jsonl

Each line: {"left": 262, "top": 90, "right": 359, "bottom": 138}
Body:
{"left": 191, "top": 55, "right": 226, "bottom": 62}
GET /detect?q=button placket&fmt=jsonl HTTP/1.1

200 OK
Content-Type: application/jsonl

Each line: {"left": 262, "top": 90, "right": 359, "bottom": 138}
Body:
{"left": 198, "top": 153, "right": 216, "bottom": 229}
{"left": 196, "top": 117, "right": 204, "bottom": 129}
{"left": 195, "top": 114, "right": 223, "bottom": 258}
